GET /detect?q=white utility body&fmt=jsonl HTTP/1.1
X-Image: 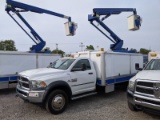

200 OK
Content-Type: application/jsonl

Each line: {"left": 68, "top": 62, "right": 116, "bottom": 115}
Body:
{"left": 0, "top": 51, "right": 60, "bottom": 89}
{"left": 16, "top": 50, "right": 143, "bottom": 114}
{"left": 73, "top": 50, "right": 143, "bottom": 92}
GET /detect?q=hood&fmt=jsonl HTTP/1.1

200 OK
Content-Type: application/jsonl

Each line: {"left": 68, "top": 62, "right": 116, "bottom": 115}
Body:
{"left": 135, "top": 70, "right": 160, "bottom": 80}
{"left": 19, "top": 68, "right": 66, "bottom": 80}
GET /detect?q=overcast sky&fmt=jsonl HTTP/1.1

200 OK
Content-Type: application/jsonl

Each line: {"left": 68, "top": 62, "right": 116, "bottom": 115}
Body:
{"left": 1, "top": 0, "right": 160, "bottom": 53}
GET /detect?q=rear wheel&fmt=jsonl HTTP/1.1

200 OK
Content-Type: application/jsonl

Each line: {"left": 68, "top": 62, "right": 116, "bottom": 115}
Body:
{"left": 45, "top": 89, "right": 68, "bottom": 114}
{"left": 128, "top": 101, "right": 138, "bottom": 111}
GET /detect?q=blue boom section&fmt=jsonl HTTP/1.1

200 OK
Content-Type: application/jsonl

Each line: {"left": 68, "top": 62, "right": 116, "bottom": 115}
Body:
{"left": 5, "top": 0, "right": 75, "bottom": 53}
{"left": 88, "top": 8, "right": 141, "bottom": 52}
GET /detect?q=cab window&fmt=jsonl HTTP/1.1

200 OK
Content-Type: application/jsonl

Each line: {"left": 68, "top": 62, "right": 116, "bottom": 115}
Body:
{"left": 73, "top": 59, "right": 91, "bottom": 70}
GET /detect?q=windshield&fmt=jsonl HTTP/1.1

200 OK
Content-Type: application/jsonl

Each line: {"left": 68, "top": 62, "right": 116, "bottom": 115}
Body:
{"left": 145, "top": 59, "right": 160, "bottom": 70}
{"left": 50, "top": 59, "right": 75, "bottom": 70}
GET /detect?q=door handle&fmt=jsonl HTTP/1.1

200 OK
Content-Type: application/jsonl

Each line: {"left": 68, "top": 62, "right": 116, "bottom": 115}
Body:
{"left": 88, "top": 72, "right": 93, "bottom": 75}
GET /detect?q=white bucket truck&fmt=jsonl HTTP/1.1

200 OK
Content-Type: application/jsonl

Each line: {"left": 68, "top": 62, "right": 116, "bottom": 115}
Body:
{"left": 16, "top": 50, "right": 143, "bottom": 114}
{"left": 0, "top": 51, "right": 60, "bottom": 89}
{"left": 127, "top": 51, "right": 160, "bottom": 114}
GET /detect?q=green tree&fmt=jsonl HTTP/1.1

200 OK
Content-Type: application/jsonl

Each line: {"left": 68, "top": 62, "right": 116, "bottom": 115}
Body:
{"left": 52, "top": 49, "right": 65, "bottom": 57}
{"left": 129, "top": 48, "right": 138, "bottom": 53}
{"left": 0, "top": 40, "right": 17, "bottom": 51}
{"left": 41, "top": 47, "right": 51, "bottom": 53}
{"left": 140, "top": 48, "right": 151, "bottom": 54}
{"left": 86, "top": 45, "right": 94, "bottom": 50}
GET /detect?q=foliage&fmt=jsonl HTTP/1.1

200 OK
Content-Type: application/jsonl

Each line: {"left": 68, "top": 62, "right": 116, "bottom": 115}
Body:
{"left": 139, "top": 48, "right": 151, "bottom": 54}
{"left": 52, "top": 49, "right": 65, "bottom": 57}
{"left": 41, "top": 47, "right": 51, "bottom": 53}
{"left": 86, "top": 45, "right": 94, "bottom": 50}
{"left": 129, "top": 48, "right": 138, "bottom": 53}
{"left": 0, "top": 40, "right": 17, "bottom": 51}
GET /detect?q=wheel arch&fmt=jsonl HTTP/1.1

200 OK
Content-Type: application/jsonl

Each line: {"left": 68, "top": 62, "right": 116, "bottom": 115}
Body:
{"left": 43, "top": 81, "right": 72, "bottom": 103}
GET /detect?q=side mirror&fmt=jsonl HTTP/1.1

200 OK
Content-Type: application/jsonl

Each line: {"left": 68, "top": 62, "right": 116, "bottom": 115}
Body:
{"left": 135, "top": 63, "right": 143, "bottom": 71}
{"left": 47, "top": 62, "right": 52, "bottom": 68}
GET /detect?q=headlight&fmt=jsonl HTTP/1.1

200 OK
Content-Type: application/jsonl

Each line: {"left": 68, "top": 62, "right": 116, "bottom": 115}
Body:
{"left": 128, "top": 77, "right": 136, "bottom": 92}
{"left": 30, "top": 80, "right": 47, "bottom": 90}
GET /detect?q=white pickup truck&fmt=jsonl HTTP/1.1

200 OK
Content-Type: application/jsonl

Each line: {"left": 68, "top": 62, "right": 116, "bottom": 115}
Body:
{"left": 17, "top": 50, "right": 143, "bottom": 114}
{"left": 127, "top": 52, "right": 160, "bottom": 114}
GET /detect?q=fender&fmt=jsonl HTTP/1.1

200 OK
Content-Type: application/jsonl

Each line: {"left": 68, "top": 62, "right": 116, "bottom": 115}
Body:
{"left": 42, "top": 81, "right": 72, "bottom": 102}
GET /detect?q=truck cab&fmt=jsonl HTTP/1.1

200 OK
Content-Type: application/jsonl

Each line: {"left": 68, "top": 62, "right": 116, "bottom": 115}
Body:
{"left": 127, "top": 52, "right": 160, "bottom": 114}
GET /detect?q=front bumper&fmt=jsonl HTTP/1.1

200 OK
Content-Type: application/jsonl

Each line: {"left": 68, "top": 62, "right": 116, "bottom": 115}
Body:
{"left": 16, "top": 85, "right": 45, "bottom": 103}
{"left": 127, "top": 90, "right": 160, "bottom": 111}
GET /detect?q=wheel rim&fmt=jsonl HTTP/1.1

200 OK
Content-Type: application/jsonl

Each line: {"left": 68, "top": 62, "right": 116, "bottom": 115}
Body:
{"left": 51, "top": 94, "right": 65, "bottom": 111}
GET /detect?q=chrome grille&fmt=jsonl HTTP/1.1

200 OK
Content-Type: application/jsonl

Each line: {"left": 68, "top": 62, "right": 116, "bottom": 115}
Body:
{"left": 21, "top": 77, "right": 28, "bottom": 82}
{"left": 18, "top": 76, "right": 30, "bottom": 89}
{"left": 136, "top": 87, "right": 154, "bottom": 95}
{"left": 135, "top": 80, "right": 160, "bottom": 98}
{"left": 137, "top": 81, "right": 154, "bottom": 87}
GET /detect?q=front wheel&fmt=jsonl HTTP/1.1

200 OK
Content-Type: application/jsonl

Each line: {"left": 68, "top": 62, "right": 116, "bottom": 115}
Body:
{"left": 45, "top": 89, "right": 68, "bottom": 114}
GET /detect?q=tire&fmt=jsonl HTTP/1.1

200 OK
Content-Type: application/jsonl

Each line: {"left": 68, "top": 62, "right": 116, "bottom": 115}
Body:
{"left": 128, "top": 101, "right": 138, "bottom": 111}
{"left": 45, "top": 89, "right": 68, "bottom": 114}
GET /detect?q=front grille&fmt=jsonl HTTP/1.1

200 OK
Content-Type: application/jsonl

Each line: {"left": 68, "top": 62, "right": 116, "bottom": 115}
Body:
{"left": 136, "top": 87, "right": 154, "bottom": 95}
{"left": 135, "top": 80, "right": 160, "bottom": 97}
{"left": 18, "top": 76, "right": 30, "bottom": 89}
{"left": 137, "top": 82, "right": 154, "bottom": 87}
{"left": 22, "top": 83, "right": 30, "bottom": 88}
{"left": 135, "top": 80, "right": 160, "bottom": 110}
{"left": 21, "top": 77, "right": 29, "bottom": 82}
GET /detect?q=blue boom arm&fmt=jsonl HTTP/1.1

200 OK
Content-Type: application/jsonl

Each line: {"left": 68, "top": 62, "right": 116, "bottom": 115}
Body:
{"left": 88, "top": 8, "right": 141, "bottom": 52}
{"left": 5, "top": 0, "right": 76, "bottom": 53}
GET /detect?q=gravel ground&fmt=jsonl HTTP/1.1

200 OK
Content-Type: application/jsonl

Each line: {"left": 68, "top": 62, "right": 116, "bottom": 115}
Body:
{"left": 0, "top": 88, "right": 160, "bottom": 120}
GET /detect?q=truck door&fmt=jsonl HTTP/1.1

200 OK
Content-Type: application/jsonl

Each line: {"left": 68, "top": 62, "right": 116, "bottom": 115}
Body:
{"left": 70, "top": 59, "right": 96, "bottom": 95}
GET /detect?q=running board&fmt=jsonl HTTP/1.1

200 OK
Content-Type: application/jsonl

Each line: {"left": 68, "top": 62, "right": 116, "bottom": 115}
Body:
{"left": 71, "top": 92, "right": 97, "bottom": 100}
